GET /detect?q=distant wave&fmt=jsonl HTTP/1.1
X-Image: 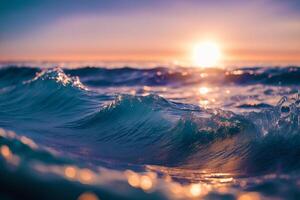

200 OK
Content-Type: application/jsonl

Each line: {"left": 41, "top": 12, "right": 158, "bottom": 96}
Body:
{"left": 1, "top": 65, "right": 300, "bottom": 87}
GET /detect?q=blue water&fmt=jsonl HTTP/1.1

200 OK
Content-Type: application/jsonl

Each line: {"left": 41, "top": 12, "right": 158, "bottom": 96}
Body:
{"left": 0, "top": 65, "right": 300, "bottom": 200}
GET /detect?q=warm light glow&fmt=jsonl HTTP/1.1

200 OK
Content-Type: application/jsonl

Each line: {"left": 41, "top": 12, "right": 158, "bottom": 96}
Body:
{"left": 198, "top": 86, "right": 210, "bottom": 95}
{"left": 79, "top": 169, "right": 93, "bottom": 183}
{"left": 192, "top": 41, "right": 221, "bottom": 67}
{"left": 170, "top": 183, "right": 183, "bottom": 194}
{"left": 238, "top": 192, "right": 261, "bottom": 200}
{"left": 199, "top": 100, "right": 209, "bottom": 106}
{"left": 1, "top": 145, "right": 11, "bottom": 158}
{"left": 77, "top": 192, "right": 99, "bottom": 200}
{"left": 126, "top": 171, "right": 140, "bottom": 188}
{"left": 65, "top": 166, "right": 77, "bottom": 179}
{"left": 140, "top": 175, "right": 153, "bottom": 190}
{"left": 20, "top": 136, "right": 38, "bottom": 149}
{"left": 189, "top": 183, "right": 202, "bottom": 197}
{"left": 0, "top": 144, "right": 20, "bottom": 166}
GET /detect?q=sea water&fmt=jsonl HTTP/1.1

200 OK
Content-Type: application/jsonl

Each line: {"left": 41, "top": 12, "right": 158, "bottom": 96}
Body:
{"left": 0, "top": 65, "right": 300, "bottom": 200}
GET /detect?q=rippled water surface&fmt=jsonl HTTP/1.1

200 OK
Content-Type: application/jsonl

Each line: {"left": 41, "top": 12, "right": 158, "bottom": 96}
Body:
{"left": 0, "top": 65, "right": 300, "bottom": 200}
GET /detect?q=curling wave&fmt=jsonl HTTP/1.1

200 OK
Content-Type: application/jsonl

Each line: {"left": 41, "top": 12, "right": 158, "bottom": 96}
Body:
{"left": 1, "top": 66, "right": 300, "bottom": 199}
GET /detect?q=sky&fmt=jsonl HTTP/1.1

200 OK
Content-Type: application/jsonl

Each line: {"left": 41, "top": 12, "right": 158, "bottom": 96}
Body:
{"left": 0, "top": 0, "right": 300, "bottom": 66}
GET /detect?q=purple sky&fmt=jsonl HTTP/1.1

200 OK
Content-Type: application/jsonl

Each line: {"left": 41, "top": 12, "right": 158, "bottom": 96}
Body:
{"left": 1, "top": 0, "right": 300, "bottom": 66}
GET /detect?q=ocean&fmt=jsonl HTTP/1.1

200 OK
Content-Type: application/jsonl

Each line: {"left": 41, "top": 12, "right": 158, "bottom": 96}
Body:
{"left": 0, "top": 65, "right": 300, "bottom": 200}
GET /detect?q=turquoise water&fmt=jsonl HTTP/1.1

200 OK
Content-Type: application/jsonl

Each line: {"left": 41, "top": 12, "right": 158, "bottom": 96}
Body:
{"left": 0, "top": 65, "right": 300, "bottom": 200}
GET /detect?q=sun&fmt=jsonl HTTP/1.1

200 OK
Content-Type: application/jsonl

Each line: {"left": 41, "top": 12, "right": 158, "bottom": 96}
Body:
{"left": 192, "top": 41, "right": 222, "bottom": 68}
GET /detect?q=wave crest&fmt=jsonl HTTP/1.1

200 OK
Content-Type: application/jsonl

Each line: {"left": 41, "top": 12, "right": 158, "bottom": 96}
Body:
{"left": 1, "top": 66, "right": 300, "bottom": 174}
{"left": 26, "top": 67, "right": 87, "bottom": 90}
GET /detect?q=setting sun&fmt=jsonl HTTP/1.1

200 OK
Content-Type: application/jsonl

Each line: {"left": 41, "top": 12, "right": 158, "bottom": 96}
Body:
{"left": 192, "top": 41, "right": 222, "bottom": 68}
{"left": 1, "top": 1, "right": 300, "bottom": 200}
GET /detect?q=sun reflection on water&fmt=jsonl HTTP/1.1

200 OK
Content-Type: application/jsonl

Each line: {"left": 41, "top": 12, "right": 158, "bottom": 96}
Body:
{"left": 0, "top": 144, "right": 20, "bottom": 166}
{"left": 199, "top": 86, "right": 210, "bottom": 95}
{"left": 0, "top": 145, "right": 11, "bottom": 159}
{"left": 64, "top": 166, "right": 77, "bottom": 179}
{"left": 77, "top": 192, "right": 99, "bottom": 200}
{"left": 79, "top": 168, "right": 93, "bottom": 184}
{"left": 0, "top": 128, "right": 273, "bottom": 199}
{"left": 140, "top": 175, "right": 153, "bottom": 191}
{"left": 238, "top": 192, "right": 261, "bottom": 200}
{"left": 189, "top": 183, "right": 202, "bottom": 197}
{"left": 125, "top": 170, "right": 140, "bottom": 188}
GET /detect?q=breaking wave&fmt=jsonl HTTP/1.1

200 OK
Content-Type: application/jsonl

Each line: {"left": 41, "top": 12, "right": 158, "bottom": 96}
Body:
{"left": 1, "top": 66, "right": 300, "bottom": 199}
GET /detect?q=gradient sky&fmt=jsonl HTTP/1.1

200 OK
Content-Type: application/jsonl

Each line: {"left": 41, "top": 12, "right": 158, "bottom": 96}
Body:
{"left": 1, "top": 0, "right": 300, "bottom": 66}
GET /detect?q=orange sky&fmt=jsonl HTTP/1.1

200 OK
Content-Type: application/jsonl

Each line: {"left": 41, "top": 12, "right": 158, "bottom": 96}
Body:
{"left": 1, "top": 0, "right": 300, "bottom": 66}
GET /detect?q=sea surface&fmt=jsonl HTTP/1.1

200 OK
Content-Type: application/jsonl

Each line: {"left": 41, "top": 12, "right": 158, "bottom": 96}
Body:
{"left": 0, "top": 64, "right": 300, "bottom": 200}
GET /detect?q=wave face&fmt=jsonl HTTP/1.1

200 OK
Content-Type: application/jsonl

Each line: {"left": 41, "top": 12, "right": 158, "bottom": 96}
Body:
{"left": 0, "top": 65, "right": 300, "bottom": 200}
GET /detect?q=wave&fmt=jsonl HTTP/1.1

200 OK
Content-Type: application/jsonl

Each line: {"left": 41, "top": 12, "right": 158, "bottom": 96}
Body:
{"left": 0, "top": 67, "right": 300, "bottom": 176}
{"left": 0, "top": 68, "right": 94, "bottom": 128}
{"left": 1, "top": 65, "right": 300, "bottom": 87}
{"left": 64, "top": 65, "right": 300, "bottom": 86}
{"left": 0, "top": 128, "right": 170, "bottom": 200}
{"left": 0, "top": 66, "right": 39, "bottom": 88}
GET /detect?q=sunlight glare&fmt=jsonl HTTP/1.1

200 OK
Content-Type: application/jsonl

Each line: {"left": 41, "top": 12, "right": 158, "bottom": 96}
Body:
{"left": 192, "top": 41, "right": 221, "bottom": 68}
{"left": 199, "top": 86, "right": 210, "bottom": 95}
